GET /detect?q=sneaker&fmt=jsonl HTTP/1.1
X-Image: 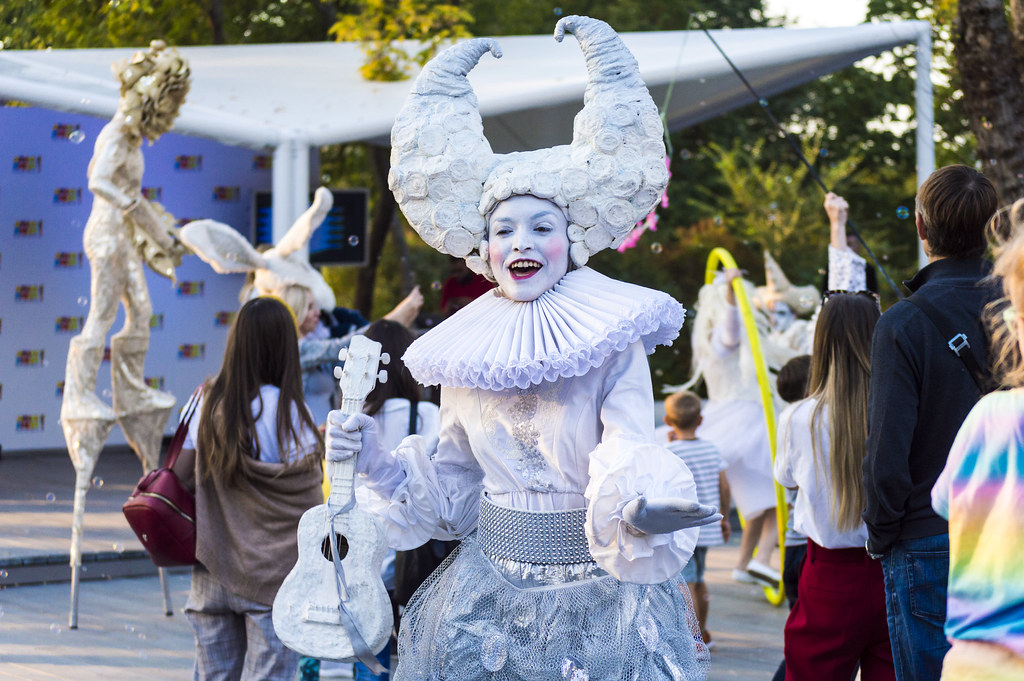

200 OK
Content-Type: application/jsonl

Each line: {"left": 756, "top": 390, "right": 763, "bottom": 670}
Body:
{"left": 732, "top": 568, "right": 758, "bottom": 584}
{"left": 746, "top": 559, "right": 780, "bottom": 589}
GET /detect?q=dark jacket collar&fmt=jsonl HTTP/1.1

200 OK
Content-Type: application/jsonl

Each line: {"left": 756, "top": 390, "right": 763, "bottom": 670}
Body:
{"left": 903, "top": 257, "right": 993, "bottom": 294}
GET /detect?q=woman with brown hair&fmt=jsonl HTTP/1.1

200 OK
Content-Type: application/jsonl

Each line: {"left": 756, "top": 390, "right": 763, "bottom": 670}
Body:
{"left": 774, "top": 289, "right": 895, "bottom": 681}
{"left": 176, "top": 295, "right": 324, "bottom": 681}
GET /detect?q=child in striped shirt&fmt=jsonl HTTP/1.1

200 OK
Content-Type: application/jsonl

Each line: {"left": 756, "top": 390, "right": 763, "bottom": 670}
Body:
{"left": 665, "top": 390, "right": 731, "bottom": 649}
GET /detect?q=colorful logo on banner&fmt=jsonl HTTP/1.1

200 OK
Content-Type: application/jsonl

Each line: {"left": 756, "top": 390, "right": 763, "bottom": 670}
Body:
{"left": 142, "top": 187, "right": 163, "bottom": 202}
{"left": 103, "top": 346, "right": 111, "bottom": 362}
{"left": 213, "top": 186, "right": 240, "bottom": 202}
{"left": 14, "top": 220, "right": 42, "bottom": 237}
{"left": 178, "top": 343, "right": 205, "bottom": 360}
{"left": 145, "top": 377, "right": 165, "bottom": 390}
{"left": 54, "top": 252, "right": 84, "bottom": 268}
{"left": 15, "top": 285, "right": 43, "bottom": 302}
{"left": 214, "top": 311, "right": 236, "bottom": 327}
{"left": 53, "top": 188, "right": 82, "bottom": 204}
{"left": 13, "top": 156, "right": 41, "bottom": 172}
{"left": 16, "top": 349, "right": 45, "bottom": 366}
{"left": 56, "top": 380, "right": 64, "bottom": 397}
{"left": 175, "top": 155, "right": 202, "bottom": 171}
{"left": 16, "top": 414, "right": 44, "bottom": 431}
{"left": 55, "top": 316, "right": 83, "bottom": 333}
{"left": 253, "top": 155, "right": 272, "bottom": 170}
{"left": 177, "top": 281, "right": 204, "bottom": 297}
{"left": 52, "top": 123, "right": 82, "bottom": 141}
{"left": 150, "top": 313, "right": 164, "bottom": 330}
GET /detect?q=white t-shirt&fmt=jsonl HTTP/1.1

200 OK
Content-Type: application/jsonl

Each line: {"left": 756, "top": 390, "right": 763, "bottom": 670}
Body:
{"left": 774, "top": 398, "right": 867, "bottom": 549}
{"left": 182, "top": 385, "right": 320, "bottom": 464}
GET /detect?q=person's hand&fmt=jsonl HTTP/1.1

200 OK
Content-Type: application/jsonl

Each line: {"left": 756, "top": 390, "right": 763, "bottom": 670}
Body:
{"left": 383, "top": 286, "right": 424, "bottom": 328}
{"left": 825, "top": 192, "right": 850, "bottom": 249}
{"left": 325, "top": 412, "right": 382, "bottom": 475}
{"left": 622, "top": 496, "right": 723, "bottom": 535}
{"left": 720, "top": 515, "right": 732, "bottom": 543}
{"left": 723, "top": 268, "right": 742, "bottom": 306}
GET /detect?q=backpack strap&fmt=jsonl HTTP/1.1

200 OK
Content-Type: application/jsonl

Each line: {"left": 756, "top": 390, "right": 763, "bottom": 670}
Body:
{"left": 407, "top": 399, "right": 419, "bottom": 436}
{"left": 904, "top": 294, "right": 991, "bottom": 394}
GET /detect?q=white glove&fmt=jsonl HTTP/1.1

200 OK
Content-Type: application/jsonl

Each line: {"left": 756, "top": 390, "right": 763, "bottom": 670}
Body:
{"left": 324, "top": 411, "right": 404, "bottom": 493}
{"left": 622, "top": 496, "right": 723, "bottom": 535}
{"left": 325, "top": 412, "right": 381, "bottom": 470}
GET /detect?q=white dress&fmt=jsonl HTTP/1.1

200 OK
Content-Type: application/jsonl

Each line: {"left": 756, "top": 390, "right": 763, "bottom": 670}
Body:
{"left": 358, "top": 267, "right": 709, "bottom": 681}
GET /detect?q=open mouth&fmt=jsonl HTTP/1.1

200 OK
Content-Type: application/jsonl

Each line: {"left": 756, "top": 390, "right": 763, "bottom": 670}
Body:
{"left": 508, "top": 259, "right": 542, "bottom": 280}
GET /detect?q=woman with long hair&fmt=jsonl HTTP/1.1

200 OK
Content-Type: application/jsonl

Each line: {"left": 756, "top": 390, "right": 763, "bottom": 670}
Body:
{"left": 176, "top": 295, "right": 324, "bottom": 681}
{"left": 774, "top": 290, "right": 895, "bottom": 681}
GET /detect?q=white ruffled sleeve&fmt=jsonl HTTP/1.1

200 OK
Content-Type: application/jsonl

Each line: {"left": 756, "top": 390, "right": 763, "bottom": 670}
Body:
{"left": 584, "top": 342, "right": 700, "bottom": 584}
{"left": 358, "top": 388, "right": 484, "bottom": 551}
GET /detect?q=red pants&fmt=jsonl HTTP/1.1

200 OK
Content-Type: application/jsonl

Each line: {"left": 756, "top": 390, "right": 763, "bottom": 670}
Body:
{"left": 784, "top": 540, "right": 896, "bottom": 681}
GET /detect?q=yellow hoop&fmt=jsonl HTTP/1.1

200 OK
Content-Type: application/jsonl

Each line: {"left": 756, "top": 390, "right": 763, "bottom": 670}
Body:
{"left": 704, "top": 247, "right": 788, "bottom": 607}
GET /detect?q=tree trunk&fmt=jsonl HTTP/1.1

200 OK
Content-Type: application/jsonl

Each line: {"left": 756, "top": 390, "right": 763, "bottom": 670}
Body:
{"left": 206, "top": 0, "right": 226, "bottom": 44}
{"left": 955, "top": 0, "right": 1024, "bottom": 204}
{"left": 353, "top": 144, "right": 396, "bottom": 318}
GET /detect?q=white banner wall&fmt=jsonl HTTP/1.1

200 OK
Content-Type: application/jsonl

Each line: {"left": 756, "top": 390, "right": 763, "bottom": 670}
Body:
{"left": 0, "top": 107, "right": 273, "bottom": 453}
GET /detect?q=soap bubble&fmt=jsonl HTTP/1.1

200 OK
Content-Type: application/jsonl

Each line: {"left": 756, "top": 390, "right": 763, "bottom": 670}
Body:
{"left": 679, "top": 149, "right": 692, "bottom": 160}
{"left": 347, "top": 235, "right": 359, "bottom": 247}
{"left": 50, "top": 624, "right": 62, "bottom": 634}
{"left": 91, "top": 476, "right": 104, "bottom": 488}
{"left": 553, "top": 7, "right": 562, "bottom": 16}
{"left": 431, "top": 281, "right": 442, "bottom": 291}
{"left": 896, "top": 206, "right": 910, "bottom": 220}
{"left": 819, "top": 148, "right": 829, "bottom": 158}
{"left": 77, "top": 297, "right": 89, "bottom": 307}
{"left": 649, "top": 242, "right": 663, "bottom": 255}
{"left": 45, "top": 492, "right": 56, "bottom": 502}
{"left": 758, "top": 98, "right": 768, "bottom": 107}
{"left": 69, "top": 129, "right": 86, "bottom": 144}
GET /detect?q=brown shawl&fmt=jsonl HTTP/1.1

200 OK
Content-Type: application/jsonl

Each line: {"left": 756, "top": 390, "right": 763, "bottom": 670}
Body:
{"left": 194, "top": 452, "right": 323, "bottom": 606}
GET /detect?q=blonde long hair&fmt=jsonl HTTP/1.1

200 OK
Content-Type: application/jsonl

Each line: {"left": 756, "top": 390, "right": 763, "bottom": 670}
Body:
{"left": 806, "top": 292, "right": 879, "bottom": 532}
{"left": 988, "top": 199, "right": 1024, "bottom": 388}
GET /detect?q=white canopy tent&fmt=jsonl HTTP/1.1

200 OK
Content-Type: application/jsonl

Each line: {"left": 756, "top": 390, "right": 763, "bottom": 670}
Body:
{"left": 0, "top": 21, "right": 932, "bottom": 242}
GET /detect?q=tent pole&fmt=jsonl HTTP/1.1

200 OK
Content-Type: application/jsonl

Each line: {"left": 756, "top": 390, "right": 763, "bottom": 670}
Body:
{"left": 915, "top": 23, "right": 934, "bottom": 269}
{"left": 272, "top": 140, "right": 295, "bottom": 243}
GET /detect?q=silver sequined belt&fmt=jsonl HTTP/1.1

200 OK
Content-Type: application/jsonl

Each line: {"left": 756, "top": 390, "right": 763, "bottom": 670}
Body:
{"left": 476, "top": 494, "right": 594, "bottom": 565}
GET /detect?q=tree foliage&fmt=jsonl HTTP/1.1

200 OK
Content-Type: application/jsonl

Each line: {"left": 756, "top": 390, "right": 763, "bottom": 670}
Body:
{"left": 330, "top": 0, "right": 472, "bottom": 81}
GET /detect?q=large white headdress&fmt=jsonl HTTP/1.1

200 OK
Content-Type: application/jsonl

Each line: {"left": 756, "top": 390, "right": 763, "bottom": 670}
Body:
{"left": 388, "top": 15, "right": 669, "bottom": 280}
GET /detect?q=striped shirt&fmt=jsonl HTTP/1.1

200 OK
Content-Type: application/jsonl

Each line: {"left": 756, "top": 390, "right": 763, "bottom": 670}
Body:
{"left": 666, "top": 437, "right": 726, "bottom": 546}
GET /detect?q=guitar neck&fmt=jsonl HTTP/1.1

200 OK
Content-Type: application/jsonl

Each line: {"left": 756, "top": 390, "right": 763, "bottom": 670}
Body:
{"left": 329, "top": 397, "right": 366, "bottom": 508}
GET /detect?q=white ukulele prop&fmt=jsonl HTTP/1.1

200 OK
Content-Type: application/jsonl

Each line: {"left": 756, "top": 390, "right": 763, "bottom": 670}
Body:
{"left": 273, "top": 336, "right": 392, "bottom": 669}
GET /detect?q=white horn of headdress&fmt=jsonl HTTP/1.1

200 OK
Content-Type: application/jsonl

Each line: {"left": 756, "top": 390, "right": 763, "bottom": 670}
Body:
{"left": 555, "top": 15, "right": 669, "bottom": 267}
{"left": 389, "top": 39, "right": 501, "bottom": 274}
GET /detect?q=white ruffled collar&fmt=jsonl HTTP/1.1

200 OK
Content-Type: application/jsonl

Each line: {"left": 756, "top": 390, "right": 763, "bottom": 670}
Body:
{"left": 403, "top": 267, "right": 685, "bottom": 391}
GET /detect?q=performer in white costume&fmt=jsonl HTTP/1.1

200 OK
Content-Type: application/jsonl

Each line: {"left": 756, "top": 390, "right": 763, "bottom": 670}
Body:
{"left": 325, "top": 16, "right": 719, "bottom": 681}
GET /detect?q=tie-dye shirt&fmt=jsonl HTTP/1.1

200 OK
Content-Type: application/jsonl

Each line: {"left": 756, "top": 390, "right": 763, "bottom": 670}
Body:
{"left": 932, "top": 389, "right": 1024, "bottom": 656}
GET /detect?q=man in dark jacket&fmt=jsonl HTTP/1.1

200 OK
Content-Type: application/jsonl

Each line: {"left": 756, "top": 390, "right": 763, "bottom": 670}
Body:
{"left": 863, "top": 165, "right": 1000, "bottom": 681}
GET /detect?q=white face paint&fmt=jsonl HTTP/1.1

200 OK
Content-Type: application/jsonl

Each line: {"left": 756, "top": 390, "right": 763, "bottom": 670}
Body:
{"left": 487, "top": 195, "right": 570, "bottom": 302}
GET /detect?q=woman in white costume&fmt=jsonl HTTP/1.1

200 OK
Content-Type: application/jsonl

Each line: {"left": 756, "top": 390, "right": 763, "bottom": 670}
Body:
{"left": 325, "top": 16, "right": 719, "bottom": 681}
{"left": 688, "top": 193, "right": 865, "bottom": 587}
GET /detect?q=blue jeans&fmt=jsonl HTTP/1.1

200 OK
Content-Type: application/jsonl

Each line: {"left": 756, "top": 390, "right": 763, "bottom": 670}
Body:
{"left": 880, "top": 533, "right": 950, "bottom": 681}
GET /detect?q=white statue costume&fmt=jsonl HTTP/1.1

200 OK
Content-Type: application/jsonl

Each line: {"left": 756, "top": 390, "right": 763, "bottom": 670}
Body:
{"left": 326, "top": 16, "right": 714, "bottom": 681}
{"left": 689, "top": 246, "right": 866, "bottom": 517}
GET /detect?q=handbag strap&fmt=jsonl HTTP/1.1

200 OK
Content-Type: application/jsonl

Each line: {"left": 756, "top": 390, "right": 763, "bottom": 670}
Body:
{"left": 407, "top": 398, "right": 419, "bottom": 436}
{"left": 165, "top": 386, "right": 202, "bottom": 468}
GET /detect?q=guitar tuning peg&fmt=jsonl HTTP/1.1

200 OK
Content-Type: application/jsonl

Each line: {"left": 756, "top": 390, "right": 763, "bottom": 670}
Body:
{"left": 377, "top": 370, "right": 388, "bottom": 384}
{"left": 337, "top": 348, "right": 348, "bottom": 362}
{"left": 380, "top": 352, "right": 391, "bottom": 365}
{"left": 333, "top": 366, "right": 344, "bottom": 379}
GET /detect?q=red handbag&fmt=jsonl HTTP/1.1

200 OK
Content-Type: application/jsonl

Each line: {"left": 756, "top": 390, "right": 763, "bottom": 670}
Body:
{"left": 122, "top": 389, "right": 201, "bottom": 567}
